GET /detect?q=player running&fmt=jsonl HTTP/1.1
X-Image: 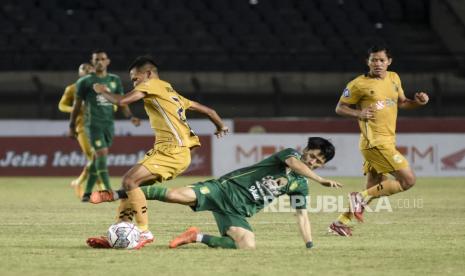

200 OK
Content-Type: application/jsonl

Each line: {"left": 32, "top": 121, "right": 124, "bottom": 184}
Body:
{"left": 59, "top": 63, "right": 105, "bottom": 198}
{"left": 328, "top": 45, "right": 429, "bottom": 237}
{"left": 86, "top": 56, "right": 229, "bottom": 249}
{"left": 87, "top": 137, "right": 342, "bottom": 249}
{"left": 69, "top": 50, "right": 140, "bottom": 202}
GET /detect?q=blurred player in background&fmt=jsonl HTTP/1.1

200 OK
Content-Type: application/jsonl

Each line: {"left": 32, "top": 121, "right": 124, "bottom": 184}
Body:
{"left": 58, "top": 63, "right": 105, "bottom": 198}
{"left": 329, "top": 45, "right": 429, "bottom": 236}
{"left": 86, "top": 56, "right": 229, "bottom": 249}
{"left": 69, "top": 50, "right": 140, "bottom": 202}
{"left": 88, "top": 137, "right": 341, "bottom": 250}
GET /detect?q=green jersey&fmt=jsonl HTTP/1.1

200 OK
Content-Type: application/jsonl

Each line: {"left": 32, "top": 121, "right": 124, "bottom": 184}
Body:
{"left": 76, "top": 73, "right": 123, "bottom": 127}
{"left": 217, "top": 148, "right": 309, "bottom": 217}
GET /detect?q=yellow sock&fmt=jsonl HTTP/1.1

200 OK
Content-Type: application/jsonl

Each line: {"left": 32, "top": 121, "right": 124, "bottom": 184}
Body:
{"left": 360, "top": 190, "right": 370, "bottom": 201}
{"left": 116, "top": 199, "right": 133, "bottom": 222}
{"left": 362, "top": 179, "right": 403, "bottom": 201}
{"left": 78, "top": 166, "right": 88, "bottom": 184}
{"left": 337, "top": 213, "right": 352, "bottom": 225}
{"left": 127, "top": 188, "right": 149, "bottom": 231}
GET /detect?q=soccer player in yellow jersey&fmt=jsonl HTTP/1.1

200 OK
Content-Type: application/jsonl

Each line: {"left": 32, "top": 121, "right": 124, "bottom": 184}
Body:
{"left": 58, "top": 63, "right": 104, "bottom": 198}
{"left": 328, "top": 45, "right": 429, "bottom": 237}
{"left": 86, "top": 56, "right": 229, "bottom": 249}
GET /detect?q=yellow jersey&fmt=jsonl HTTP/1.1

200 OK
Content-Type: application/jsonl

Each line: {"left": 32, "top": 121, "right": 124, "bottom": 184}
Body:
{"left": 339, "top": 71, "right": 405, "bottom": 149}
{"left": 135, "top": 78, "right": 200, "bottom": 148}
{"left": 59, "top": 83, "right": 85, "bottom": 133}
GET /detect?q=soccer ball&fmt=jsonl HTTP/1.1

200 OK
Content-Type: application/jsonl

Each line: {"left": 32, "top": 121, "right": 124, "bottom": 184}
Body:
{"left": 107, "top": 222, "right": 141, "bottom": 249}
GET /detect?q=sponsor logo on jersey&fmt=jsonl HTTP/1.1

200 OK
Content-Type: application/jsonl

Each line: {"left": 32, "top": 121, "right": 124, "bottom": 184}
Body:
{"left": 248, "top": 185, "right": 260, "bottom": 200}
{"left": 95, "top": 140, "right": 102, "bottom": 147}
{"left": 342, "top": 88, "right": 350, "bottom": 97}
{"left": 375, "top": 99, "right": 396, "bottom": 110}
{"left": 110, "top": 81, "right": 117, "bottom": 90}
{"left": 375, "top": 100, "right": 385, "bottom": 110}
{"left": 385, "top": 98, "right": 396, "bottom": 106}
{"left": 96, "top": 94, "right": 112, "bottom": 105}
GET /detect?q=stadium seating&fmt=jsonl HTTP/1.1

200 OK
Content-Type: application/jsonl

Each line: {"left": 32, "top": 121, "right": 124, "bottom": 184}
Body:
{"left": 0, "top": 0, "right": 456, "bottom": 71}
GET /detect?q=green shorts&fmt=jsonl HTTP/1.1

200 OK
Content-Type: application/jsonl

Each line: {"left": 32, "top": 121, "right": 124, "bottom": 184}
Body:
{"left": 86, "top": 125, "right": 114, "bottom": 150}
{"left": 190, "top": 180, "right": 253, "bottom": 236}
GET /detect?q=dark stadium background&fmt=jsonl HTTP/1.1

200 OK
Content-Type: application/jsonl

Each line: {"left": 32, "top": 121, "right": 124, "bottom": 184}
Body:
{"left": 1, "top": 0, "right": 464, "bottom": 119}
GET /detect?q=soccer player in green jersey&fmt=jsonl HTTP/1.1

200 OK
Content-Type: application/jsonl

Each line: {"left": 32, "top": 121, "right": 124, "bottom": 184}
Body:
{"left": 87, "top": 137, "right": 342, "bottom": 249}
{"left": 69, "top": 50, "right": 141, "bottom": 202}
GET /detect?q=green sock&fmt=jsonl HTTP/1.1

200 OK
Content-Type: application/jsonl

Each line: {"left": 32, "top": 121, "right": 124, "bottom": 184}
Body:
{"left": 95, "top": 155, "right": 111, "bottom": 190}
{"left": 84, "top": 161, "right": 98, "bottom": 194}
{"left": 141, "top": 185, "right": 167, "bottom": 201}
{"left": 201, "top": 235, "right": 236, "bottom": 249}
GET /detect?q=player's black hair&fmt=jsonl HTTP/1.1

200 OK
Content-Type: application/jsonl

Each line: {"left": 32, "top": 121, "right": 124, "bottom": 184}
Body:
{"left": 91, "top": 49, "right": 107, "bottom": 56}
{"left": 306, "top": 137, "right": 335, "bottom": 163}
{"left": 128, "top": 56, "right": 158, "bottom": 72}
{"left": 367, "top": 44, "right": 392, "bottom": 59}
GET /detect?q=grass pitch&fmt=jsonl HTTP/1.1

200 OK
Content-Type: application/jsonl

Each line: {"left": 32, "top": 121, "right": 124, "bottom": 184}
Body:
{"left": 0, "top": 176, "right": 464, "bottom": 276}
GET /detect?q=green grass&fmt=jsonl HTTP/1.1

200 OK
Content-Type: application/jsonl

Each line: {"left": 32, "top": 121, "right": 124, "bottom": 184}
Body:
{"left": 0, "top": 177, "right": 464, "bottom": 276}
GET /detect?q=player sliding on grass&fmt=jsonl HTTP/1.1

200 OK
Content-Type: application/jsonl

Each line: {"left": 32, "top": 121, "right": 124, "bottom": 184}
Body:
{"left": 88, "top": 137, "right": 342, "bottom": 249}
{"left": 328, "top": 45, "right": 429, "bottom": 237}
{"left": 86, "top": 56, "right": 229, "bottom": 249}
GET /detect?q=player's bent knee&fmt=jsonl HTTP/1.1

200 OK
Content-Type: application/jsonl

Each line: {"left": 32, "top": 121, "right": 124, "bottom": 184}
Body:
{"left": 236, "top": 234, "right": 256, "bottom": 249}
{"left": 400, "top": 175, "right": 416, "bottom": 190}
{"left": 165, "top": 189, "right": 180, "bottom": 201}
{"left": 227, "top": 227, "right": 255, "bottom": 249}
{"left": 226, "top": 227, "right": 244, "bottom": 240}
{"left": 121, "top": 175, "right": 138, "bottom": 191}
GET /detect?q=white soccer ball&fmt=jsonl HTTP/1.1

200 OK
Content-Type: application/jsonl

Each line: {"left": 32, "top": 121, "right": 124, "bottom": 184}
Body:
{"left": 107, "top": 222, "right": 141, "bottom": 249}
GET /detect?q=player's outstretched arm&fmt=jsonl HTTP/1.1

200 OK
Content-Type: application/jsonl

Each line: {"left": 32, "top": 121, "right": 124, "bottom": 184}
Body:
{"left": 295, "top": 209, "right": 313, "bottom": 249}
{"left": 398, "top": 92, "right": 429, "bottom": 109}
{"left": 285, "top": 156, "right": 342, "bottom": 188}
{"left": 188, "top": 101, "right": 229, "bottom": 138}
{"left": 68, "top": 99, "right": 82, "bottom": 138}
{"left": 93, "top": 84, "right": 145, "bottom": 106}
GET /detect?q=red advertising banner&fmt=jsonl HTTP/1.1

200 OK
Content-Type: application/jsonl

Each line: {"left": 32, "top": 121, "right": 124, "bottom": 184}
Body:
{"left": 0, "top": 136, "right": 211, "bottom": 176}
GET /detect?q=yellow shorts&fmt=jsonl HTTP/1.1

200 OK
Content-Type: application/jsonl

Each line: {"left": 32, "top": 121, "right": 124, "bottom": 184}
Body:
{"left": 138, "top": 143, "right": 191, "bottom": 182}
{"left": 361, "top": 144, "right": 409, "bottom": 174}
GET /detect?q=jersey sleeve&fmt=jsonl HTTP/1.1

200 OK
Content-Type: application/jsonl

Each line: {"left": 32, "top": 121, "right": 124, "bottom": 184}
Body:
{"left": 275, "top": 148, "right": 302, "bottom": 163}
{"left": 393, "top": 72, "right": 405, "bottom": 99}
{"left": 75, "top": 77, "right": 87, "bottom": 100}
{"left": 288, "top": 178, "right": 309, "bottom": 209}
{"left": 115, "top": 76, "right": 124, "bottom": 95}
{"left": 338, "top": 80, "right": 363, "bottom": 105}
{"left": 178, "top": 94, "right": 192, "bottom": 109}
{"left": 58, "top": 84, "right": 75, "bottom": 113}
